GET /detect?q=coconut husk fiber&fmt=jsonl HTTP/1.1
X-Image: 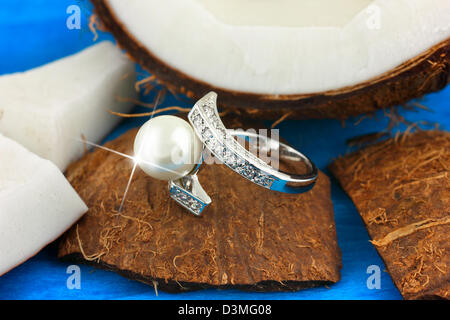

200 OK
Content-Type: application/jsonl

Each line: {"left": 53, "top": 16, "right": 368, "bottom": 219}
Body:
{"left": 330, "top": 130, "right": 450, "bottom": 300}
{"left": 58, "top": 122, "right": 341, "bottom": 292}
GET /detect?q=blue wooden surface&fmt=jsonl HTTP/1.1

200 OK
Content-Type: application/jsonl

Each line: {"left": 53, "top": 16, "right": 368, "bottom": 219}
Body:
{"left": 1, "top": 0, "right": 448, "bottom": 300}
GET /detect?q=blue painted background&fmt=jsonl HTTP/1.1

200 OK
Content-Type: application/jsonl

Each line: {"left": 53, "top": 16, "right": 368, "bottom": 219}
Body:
{"left": 0, "top": 0, "right": 448, "bottom": 300}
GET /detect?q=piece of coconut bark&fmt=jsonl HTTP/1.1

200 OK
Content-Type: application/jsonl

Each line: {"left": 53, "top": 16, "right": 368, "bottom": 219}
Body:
{"left": 330, "top": 131, "right": 450, "bottom": 300}
{"left": 0, "top": 134, "right": 87, "bottom": 276}
{"left": 58, "top": 128, "right": 341, "bottom": 292}
{"left": 0, "top": 41, "right": 137, "bottom": 171}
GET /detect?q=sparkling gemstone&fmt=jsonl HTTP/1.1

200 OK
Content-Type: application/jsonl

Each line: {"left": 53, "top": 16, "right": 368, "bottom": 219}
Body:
{"left": 215, "top": 127, "right": 227, "bottom": 140}
{"left": 213, "top": 144, "right": 225, "bottom": 157}
{"left": 180, "top": 193, "right": 189, "bottom": 201}
{"left": 238, "top": 164, "right": 257, "bottom": 179}
{"left": 223, "top": 149, "right": 233, "bottom": 160}
{"left": 202, "top": 128, "right": 213, "bottom": 140}
{"left": 254, "top": 174, "right": 274, "bottom": 187}
{"left": 189, "top": 200, "right": 202, "bottom": 211}
{"left": 203, "top": 105, "right": 215, "bottom": 118}
{"left": 192, "top": 114, "right": 203, "bottom": 127}
{"left": 206, "top": 136, "right": 217, "bottom": 147}
{"left": 225, "top": 154, "right": 240, "bottom": 169}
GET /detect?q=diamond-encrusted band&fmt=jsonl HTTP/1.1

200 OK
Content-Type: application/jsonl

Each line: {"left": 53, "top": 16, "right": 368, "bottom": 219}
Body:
{"left": 169, "top": 172, "right": 211, "bottom": 216}
{"left": 188, "top": 92, "right": 318, "bottom": 195}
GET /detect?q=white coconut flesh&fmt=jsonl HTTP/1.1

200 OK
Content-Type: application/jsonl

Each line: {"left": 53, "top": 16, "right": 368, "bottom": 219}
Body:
{"left": 105, "top": 0, "right": 450, "bottom": 94}
{"left": 0, "top": 134, "right": 87, "bottom": 276}
{"left": 0, "top": 41, "right": 137, "bottom": 171}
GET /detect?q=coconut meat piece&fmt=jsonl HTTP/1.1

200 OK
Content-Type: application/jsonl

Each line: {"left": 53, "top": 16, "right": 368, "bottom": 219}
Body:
{"left": 196, "top": 0, "right": 374, "bottom": 28}
{"left": 105, "top": 0, "right": 450, "bottom": 94}
{"left": 0, "top": 134, "right": 88, "bottom": 276}
{"left": 0, "top": 41, "right": 137, "bottom": 171}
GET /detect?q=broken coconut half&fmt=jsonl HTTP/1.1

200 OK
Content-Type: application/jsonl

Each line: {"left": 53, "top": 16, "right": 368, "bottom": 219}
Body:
{"left": 0, "top": 134, "right": 87, "bottom": 276}
{"left": 92, "top": 0, "right": 450, "bottom": 119}
{"left": 0, "top": 41, "right": 137, "bottom": 171}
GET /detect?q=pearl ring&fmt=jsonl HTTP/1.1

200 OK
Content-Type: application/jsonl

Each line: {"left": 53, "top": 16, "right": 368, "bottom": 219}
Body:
{"left": 134, "top": 92, "right": 318, "bottom": 216}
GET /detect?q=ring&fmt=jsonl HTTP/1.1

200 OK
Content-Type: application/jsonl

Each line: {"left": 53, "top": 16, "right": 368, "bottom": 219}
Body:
{"left": 134, "top": 92, "right": 318, "bottom": 216}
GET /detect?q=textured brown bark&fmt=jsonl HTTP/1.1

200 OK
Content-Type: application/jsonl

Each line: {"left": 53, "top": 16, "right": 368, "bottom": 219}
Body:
{"left": 92, "top": 0, "right": 449, "bottom": 120}
{"left": 58, "top": 127, "right": 341, "bottom": 293}
{"left": 330, "top": 131, "right": 450, "bottom": 300}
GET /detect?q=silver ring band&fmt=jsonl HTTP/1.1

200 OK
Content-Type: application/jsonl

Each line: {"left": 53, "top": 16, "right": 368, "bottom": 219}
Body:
{"left": 188, "top": 92, "right": 318, "bottom": 193}
{"left": 227, "top": 130, "right": 318, "bottom": 194}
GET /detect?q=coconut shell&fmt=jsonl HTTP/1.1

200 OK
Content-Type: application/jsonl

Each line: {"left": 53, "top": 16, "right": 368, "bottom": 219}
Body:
{"left": 92, "top": 0, "right": 449, "bottom": 120}
{"left": 330, "top": 130, "right": 450, "bottom": 300}
{"left": 58, "top": 126, "right": 341, "bottom": 292}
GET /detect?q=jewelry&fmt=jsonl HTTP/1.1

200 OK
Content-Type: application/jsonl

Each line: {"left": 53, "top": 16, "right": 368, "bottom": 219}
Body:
{"left": 134, "top": 92, "right": 318, "bottom": 216}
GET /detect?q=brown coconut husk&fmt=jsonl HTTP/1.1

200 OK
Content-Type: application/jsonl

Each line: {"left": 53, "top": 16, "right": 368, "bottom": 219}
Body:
{"left": 91, "top": 0, "right": 450, "bottom": 120}
{"left": 330, "top": 130, "right": 450, "bottom": 300}
{"left": 58, "top": 121, "right": 341, "bottom": 293}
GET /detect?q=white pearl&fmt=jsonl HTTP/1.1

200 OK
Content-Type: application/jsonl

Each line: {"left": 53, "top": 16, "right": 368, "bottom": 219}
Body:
{"left": 134, "top": 115, "right": 203, "bottom": 181}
